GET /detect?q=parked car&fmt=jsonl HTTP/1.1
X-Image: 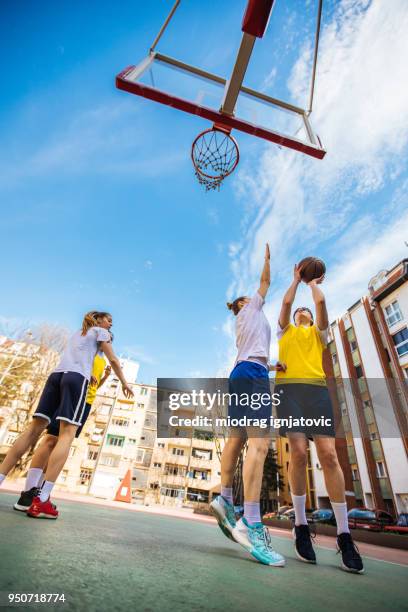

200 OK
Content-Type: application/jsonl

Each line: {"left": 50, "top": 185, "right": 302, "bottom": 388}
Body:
{"left": 384, "top": 513, "right": 408, "bottom": 535}
{"left": 348, "top": 508, "right": 394, "bottom": 531}
{"left": 311, "top": 508, "right": 336, "bottom": 525}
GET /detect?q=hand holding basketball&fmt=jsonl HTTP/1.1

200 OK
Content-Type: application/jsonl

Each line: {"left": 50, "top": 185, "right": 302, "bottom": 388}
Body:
{"left": 297, "top": 257, "right": 326, "bottom": 283}
{"left": 308, "top": 274, "right": 325, "bottom": 287}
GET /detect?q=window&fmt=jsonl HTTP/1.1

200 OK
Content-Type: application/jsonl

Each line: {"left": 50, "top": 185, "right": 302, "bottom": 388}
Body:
{"left": 79, "top": 469, "right": 92, "bottom": 484}
{"left": 128, "top": 438, "right": 137, "bottom": 445}
{"left": 99, "top": 454, "right": 120, "bottom": 467}
{"left": 165, "top": 464, "right": 185, "bottom": 476}
{"left": 385, "top": 301, "right": 403, "bottom": 327}
{"left": 68, "top": 446, "right": 76, "bottom": 458}
{"left": 160, "top": 486, "right": 184, "bottom": 498}
{"left": 192, "top": 448, "right": 212, "bottom": 460}
{"left": 355, "top": 365, "right": 364, "bottom": 378}
{"left": 106, "top": 434, "right": 125, "bottom": 448}
{"left": 137, "top": 403, "right": 145, "bottom": 409}
{"left": 332, "top": 352, "right": 338, "bottom": 365}
{"left": 350, "top": 340, "right": 358, "bottom": 352}
{"left": 59, "top": 470, "right": 68, "bottom": 483}
{"left": 172, "top": 447, "right": 184, "bottom": 456}
{"left": 351, "top": 467, "right": 359, "bottom": 481}
{"left": 392, "top": 328, "right": 408, "bottom": 357}
{"left": 193, "top": 430, "right": 214, "bottom": 441}
{"left": 87, "top": 448, "right": 98, "bottom": 461}
{"left": 111, "top": 417, "right": 129, "bottom": 427}
{"left": 376, "top": 461, "right": 386, "bottom": 478}
{"left": 135, "top": 449, "right": 145, "bottom": 463}
{"left": 370, "top": 431, "right": 377, "bottom": 441}
{"left": 6, "top": 433, "right": 17, "bottom": 445}
{"left": 140, "top": 387, "right": 148, "bottom": 396}
{"left": 150, "top": 483, "right": 159, "bottom": 489}
{"left": 158, "top": 442, "right": 165, "bottom": 448}
{"left": 153, "top": 462, "right": 162, "bottom": 468}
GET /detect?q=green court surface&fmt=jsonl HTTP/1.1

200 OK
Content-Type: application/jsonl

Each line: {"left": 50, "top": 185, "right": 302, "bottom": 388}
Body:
{"left": 0, "top": 493, "right": 407, "bottom": 612}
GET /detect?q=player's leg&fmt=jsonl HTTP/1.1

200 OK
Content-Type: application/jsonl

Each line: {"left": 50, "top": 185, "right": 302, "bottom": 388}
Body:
{"left": 13, "top": 434, "right": 57, "bottom": 512}
{"left": 233, "top": 432, "right": 285, "bottom": 567}
{"left": 314, "top": 436, "right": 363, "bottom": 573}
{"left": 287, "top": 434, "right": 317, "bottom": 563}
{"left": 210, "top": 432, "right": 245, "bottom": 540}
{"left": 27, "top": 371, "right": 87, "bottom": 519}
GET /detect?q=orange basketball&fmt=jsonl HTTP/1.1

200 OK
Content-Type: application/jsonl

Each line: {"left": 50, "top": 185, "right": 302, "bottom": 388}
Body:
{"left": 298, "top": 257, "right": 326, "bottom": 282}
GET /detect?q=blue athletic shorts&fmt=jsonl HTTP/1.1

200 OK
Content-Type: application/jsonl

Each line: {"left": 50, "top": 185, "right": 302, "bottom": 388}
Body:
{"left": 275, "top": 383, "right": 335, "bottom": 438}
{"left": 33, "top": 371, "right": 89, "bottom": 429}
{"left": 46, "top": 402, "right": 92, "bottom": 438}
{"left": 228, "top": 361, "right": 272, "bottom": 431}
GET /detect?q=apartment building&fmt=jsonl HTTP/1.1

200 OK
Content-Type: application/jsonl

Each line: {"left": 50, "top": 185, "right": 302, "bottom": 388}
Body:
{"left": 312, "top": 259, "right": 408, "bottom": 515}
{"left": 145, "top": 407, "right": 223, "bottom": 507}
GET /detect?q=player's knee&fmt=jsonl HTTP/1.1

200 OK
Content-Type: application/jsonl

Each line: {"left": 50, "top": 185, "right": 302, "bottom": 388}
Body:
{"left": 43, "top": 435, "right": 58, "bottom": 451}
{"left": 319, "top": 449, "right": 339, "bottom": 470}
{"left": 248, "top": 438, "right": 269, "bottom": 457}
{"left": 290, "top": 447, "right": 308, "bottom": 468}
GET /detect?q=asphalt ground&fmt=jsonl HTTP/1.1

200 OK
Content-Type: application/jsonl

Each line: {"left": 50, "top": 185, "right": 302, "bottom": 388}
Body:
{"left": 0, "top": 492, "right": 407, "bottom": 612}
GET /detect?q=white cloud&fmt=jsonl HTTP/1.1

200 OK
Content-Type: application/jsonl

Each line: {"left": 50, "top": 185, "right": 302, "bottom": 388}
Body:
{"left": 122, "top": 345, "right": 156, "bottom": 365}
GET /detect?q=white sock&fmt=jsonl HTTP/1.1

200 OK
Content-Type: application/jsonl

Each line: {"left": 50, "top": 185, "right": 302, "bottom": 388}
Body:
{"left": 244, "top": 501, "right": 261, "bottom": 525}
{"left": 25, "top": 468, "right": 43, "bottom": 491}
{"left": 291, "top": 493, "right": 307, "bottom": 526}
{"left": 0, "top": 473, "right": 5, "bottom": 486}
{"left": 331, "top": 501, "right": 350, "bottom": 535}
{"left": 221, "top": 486, "right": 234, "bottom": 506}
{"left": 39, "top": 480, "right": 54, "bottom": 503}
{"left": 38, "top": 474, "right": 45, "bottom": 488}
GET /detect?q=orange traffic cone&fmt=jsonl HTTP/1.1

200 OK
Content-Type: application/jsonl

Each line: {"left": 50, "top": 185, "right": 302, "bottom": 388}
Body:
{"left": 114, "top": 469, "right": 132, "bottom": 503}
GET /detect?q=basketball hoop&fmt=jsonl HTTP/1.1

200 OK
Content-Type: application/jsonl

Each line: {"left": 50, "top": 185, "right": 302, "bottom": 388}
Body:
{"left": 191, "top": 127, "right": 240, "bottom": 191}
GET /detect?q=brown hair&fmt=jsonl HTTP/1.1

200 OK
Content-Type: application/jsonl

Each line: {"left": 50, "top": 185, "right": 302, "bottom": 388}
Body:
{"left": 226, "top": 297, "right": 246, "bottom": 316}
{"left": 81, "top": 311, "right": 111, "bottom": 336}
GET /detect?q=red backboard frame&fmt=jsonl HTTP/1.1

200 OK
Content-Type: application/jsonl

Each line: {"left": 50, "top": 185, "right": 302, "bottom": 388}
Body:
{"left": 116, "top": 53, "right": 326, "bottom": 160}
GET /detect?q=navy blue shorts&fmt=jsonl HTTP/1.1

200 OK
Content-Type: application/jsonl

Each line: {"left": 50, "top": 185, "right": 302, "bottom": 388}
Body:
{"left": 228, "top": 361, "right": 272, "bottom": 433}
{"left": 34, "top": 371, "right": 89, "bottom": 429}
{"left": 46, "top": 402, "right": 92, "bottom": 438}
{"left": 275, "top": 383, "right": 335, "bottom": 438}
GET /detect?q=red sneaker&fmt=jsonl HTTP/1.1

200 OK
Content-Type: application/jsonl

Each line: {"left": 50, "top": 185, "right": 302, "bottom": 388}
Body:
{"left": 27, "top": 496, "right": 58, "bottom": 519}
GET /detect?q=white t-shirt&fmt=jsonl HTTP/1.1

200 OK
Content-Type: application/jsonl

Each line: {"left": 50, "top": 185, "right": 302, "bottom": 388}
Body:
{"left": 234, "top": 292, "right": 271, "bottom": 367}
{"left": 54, "top": 326, "right": 111, "bottom": 381}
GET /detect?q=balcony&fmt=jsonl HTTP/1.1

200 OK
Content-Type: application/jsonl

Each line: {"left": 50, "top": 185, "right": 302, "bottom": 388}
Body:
{"left": 189, "top": 456, "right": 214, "bottom": 469}
{"left": 186, "top": 477, "right": 211, "bottom": 491}
{"left": 81, "top": 459, "right": 96, "bottom": 469}
{"left": 94, "top": 412, "right": 109, "bottom": 424}
{"left": 165, "top": 453, "right": 189, "bottom": 466}
{"left": 161, "top": 474, "right": 186, "bottom": 487}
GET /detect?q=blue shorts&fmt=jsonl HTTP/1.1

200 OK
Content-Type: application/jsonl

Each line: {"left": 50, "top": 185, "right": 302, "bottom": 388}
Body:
{"left": 46, "top": 402, "right": 92, "bottom": 438}
{"left": 275, "top": 383, "right": 335, "bottom": 438}
{"left": 34, "top": 371, "right": 89, "bottom": 429}
{"left": 228, "top": 361, "right": 272, "bottom": 431}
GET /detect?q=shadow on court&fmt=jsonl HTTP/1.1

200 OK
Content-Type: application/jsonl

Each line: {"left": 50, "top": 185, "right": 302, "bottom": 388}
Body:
{"left": 0, "top": 493, "right": 407, "bottom": 612}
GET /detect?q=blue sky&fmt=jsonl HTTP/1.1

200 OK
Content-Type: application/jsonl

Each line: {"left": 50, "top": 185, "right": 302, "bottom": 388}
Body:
{"left": 1, "top": 0, "right": 408, "bottom": 383}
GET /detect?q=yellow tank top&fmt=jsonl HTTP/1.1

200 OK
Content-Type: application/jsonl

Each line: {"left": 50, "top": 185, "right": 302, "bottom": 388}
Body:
{"left": 86, "top": 353, "right": 107, "bottom": 404}
{"left": 276, "top": 324, "right": 326, "bottom": 385}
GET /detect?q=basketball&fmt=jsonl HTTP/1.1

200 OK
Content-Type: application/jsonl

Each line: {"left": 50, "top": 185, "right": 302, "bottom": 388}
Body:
{"left": 298, "top": 257, "right": 326, "bottom": 282}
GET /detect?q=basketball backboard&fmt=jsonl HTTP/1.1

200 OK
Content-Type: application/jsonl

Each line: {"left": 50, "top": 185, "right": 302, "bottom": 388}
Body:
{"left": 116, "top": 0, "right": 325, "bottom": 188}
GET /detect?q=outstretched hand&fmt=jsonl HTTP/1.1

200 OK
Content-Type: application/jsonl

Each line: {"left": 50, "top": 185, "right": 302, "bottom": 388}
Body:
{"left": 265, "top": 243, "right": 270, "bottom": 260}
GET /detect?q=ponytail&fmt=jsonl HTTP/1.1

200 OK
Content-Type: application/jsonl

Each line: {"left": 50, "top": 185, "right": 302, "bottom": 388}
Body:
{"left": 226, "top": 296, "right": 246, "bottom": 316}
{"left": 81, "top": 311, "right": 111, "bottom": 336}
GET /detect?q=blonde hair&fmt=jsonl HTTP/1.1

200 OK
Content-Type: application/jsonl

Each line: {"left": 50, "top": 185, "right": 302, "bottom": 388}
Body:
{"left": 81, "top": 311, "right": 111, "bottom": 336}
{"left": 226, "top": 297, "right": 246, "bottom": 316}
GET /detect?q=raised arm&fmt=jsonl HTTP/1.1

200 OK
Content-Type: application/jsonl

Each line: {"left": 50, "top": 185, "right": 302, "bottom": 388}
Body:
{"left": 308, "top": 276, "right": 329, "bottom": 330}
{"left": 99, "top": 342, "right": 134, "bottom": 398}
{"left": 258, "top": 243, "right": 270, "bottom": 299}
{"left": 278, "top": 264, "right": 302, "bottom": 330}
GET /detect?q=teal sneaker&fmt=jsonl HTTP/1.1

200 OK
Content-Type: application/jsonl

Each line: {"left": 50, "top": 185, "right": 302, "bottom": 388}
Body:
{"left": 233, "top": 517, "right": 286, "bottom": 566}
{"left": 210, "top": 495, "right": 237, "bottom": 542}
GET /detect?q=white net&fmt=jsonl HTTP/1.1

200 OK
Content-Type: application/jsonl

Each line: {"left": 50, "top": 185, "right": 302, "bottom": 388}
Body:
{"left": 191, "top": 128, "right": 239, "bottom": 191}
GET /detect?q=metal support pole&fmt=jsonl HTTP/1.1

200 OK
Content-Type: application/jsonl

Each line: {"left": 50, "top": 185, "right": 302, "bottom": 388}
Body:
{"left": 150, "top": 0, "right": 181, "bottom": 53}
{"left": 307, "top": 0, "right": 323, "bottom": 115}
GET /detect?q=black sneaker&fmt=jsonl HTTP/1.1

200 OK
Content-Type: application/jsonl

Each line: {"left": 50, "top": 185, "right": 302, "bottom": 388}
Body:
{"left": 337, "top": 532, "right": 364, "bottom": 574}
{"left": 293, "top": 524, "right": 316, "bottom": 563}
{"left": 13, "top": 487, "right": 39, "bottom": 512}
